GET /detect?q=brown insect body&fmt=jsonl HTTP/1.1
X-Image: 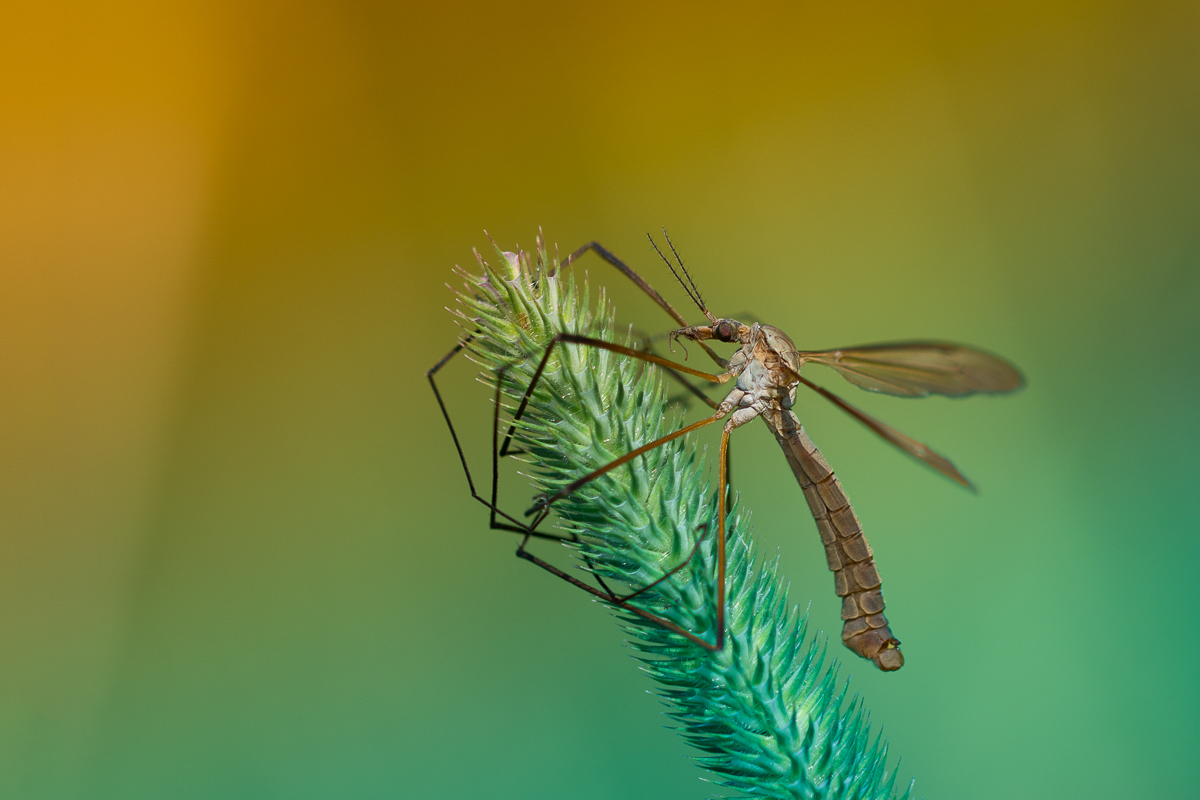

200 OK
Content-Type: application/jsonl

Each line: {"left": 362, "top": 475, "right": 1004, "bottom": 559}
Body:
{"left": 680, "top": 321, "right": 904, "bottom": 670}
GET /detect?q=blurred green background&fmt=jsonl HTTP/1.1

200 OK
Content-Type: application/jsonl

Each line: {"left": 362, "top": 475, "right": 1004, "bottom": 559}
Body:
{"left": 3, "top": 1, "right": 1198, "bottom": 798}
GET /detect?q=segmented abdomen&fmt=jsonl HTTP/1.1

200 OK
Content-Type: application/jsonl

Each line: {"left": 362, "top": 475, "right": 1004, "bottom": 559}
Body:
{"left": 765, "top": 409, "right": 904, "bottom": 671}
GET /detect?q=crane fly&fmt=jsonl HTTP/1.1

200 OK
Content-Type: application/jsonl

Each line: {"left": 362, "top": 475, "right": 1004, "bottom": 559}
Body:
{"left": 427, "top": 234, "right": 1023, "bottom": 671}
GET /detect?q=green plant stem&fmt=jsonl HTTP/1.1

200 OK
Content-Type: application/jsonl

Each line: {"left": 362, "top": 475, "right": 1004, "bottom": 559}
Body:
{"left": 451, "top": 235, "right": 911, "bottom": 799}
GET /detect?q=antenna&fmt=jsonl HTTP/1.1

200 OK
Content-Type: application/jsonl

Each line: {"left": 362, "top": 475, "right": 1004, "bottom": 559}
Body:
{"left": 647, "top": 231, "right": 716, "bottom": 323}
{"left": 661, "top": 228, "right": 708, "bottom": 314}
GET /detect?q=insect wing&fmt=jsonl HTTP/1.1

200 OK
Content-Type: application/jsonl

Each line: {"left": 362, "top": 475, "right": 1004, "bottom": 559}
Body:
{"left": 795, "top": 341, "right": 1024, "bottom": 398}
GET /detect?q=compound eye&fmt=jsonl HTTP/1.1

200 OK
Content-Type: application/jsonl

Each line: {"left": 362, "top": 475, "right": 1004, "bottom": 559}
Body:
{"left": 715, "top": 321, "right": 736, "bottom": 341}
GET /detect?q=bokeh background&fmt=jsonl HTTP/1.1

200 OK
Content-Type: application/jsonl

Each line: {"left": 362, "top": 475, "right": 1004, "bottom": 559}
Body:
{"left": 4, "top": 1, "right": 1199, "bottom": 798}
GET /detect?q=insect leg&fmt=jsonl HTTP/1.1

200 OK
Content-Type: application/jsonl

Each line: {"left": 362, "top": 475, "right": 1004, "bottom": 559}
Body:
{"left": 426, "top": 336, "right": 570, "bottom": 542}
{"left": 514, "top": 417, "right": 727, "bottom": 651}
{"left": 648, "top": 363, "right": 739, "bottom": 501}
{"left": 660, "top": 365, "right": 722, "bottom": 410}
{"left": 555, "top": 239, "right": 741, "bottom": 515}
{"left": 500, "top": 332, "right": 728, "bottom": 459}
{"left": 513, "top": 527, "right": 719, "bottom": 650}
{"left": 526, "top": 333, "right": 738, "bottom": 502}
{"left": 715, "top": 426, "right": 731, "bottom": 651}
{"left": 560, "top": 242, "right": 726, "bottom": 368}
{"left": 495, "top": 330, "right": 738, "bottom": 648}
{"left": 551, "top": 238, "right": 736, "bottom": 487}
{"left": 796, "top": 375, "right": 973, "bottom": 489}
{"left": 429, "top": 333, "right": 713, "bottom": 625}
{"left": 525, "top": 412, "right": 725, "bottom": 528}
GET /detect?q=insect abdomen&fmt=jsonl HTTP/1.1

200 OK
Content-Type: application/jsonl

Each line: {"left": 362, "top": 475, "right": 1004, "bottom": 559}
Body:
{"left": 767, "top": 410, "right": 904, "bottom": 672}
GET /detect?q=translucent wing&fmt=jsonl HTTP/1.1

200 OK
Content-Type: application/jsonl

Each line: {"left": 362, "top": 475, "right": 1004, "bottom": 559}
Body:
{"left": 794, "top": 341, "right": 1024, "bottom": 398}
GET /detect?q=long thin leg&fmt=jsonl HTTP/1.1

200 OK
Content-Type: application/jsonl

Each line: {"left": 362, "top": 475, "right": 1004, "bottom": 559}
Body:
{"left": 525, "top": 412, "right": 725, "bottom": 528}
{"left": 633, "top": 347, "right": 738, "bottom": 499}
{"left": 561, "top": 242, "right": 726, "bottom": 369}
{"left": 796, "top": 374, "right": 973, "bottom": 488}
{"left": 431, "top": 337, "right": 719, "bottom": 645}
{"left": 515, "top": 529, "right": 718, "bottom": 648}
{"left": 504, "top": 331, "right": 735, "bottom": 532}
{"left": 427, "top": 338, "right": 568, "bottom": 542}
{"left": 499, "top": 335, "right": 733, "bottom": 649}
{"left": 555, "top": 240, "right": 743, "bottom": 590}
{"left": 618, "top": 530, "right": 707, "bottom": 603}
{"left": 502, "top": 352, "right": 727, "bottom": 648}
{"left": 715, "top": 426, "right": 731, "bottom": 651}
{"left": 501, "top": 332, "right": 728, "bottom": 458}
{"left": 489, "top": 367, "right": 639, "bottom": 602}
{"left": 434, "top": 240, "right": 739, "bottom": 648}
{"left": 537, "top": 238, "right": 739, "bottom": 503}
{"left": 516, "top": 523, "right": 704, "bottom": 606}
{"left": 655, "top": 370, "right": 735, "bottom": 502}
{"left": 504, "top": 393, "right": 721, "bottom": 649}
{"left": 661, "top": 365, "right": 722, "bottom": 410}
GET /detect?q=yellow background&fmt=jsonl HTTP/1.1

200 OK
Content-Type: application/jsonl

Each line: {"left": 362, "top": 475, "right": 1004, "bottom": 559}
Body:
{"left": 3, "top": 2, "right": 1198, "bottom": 797}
